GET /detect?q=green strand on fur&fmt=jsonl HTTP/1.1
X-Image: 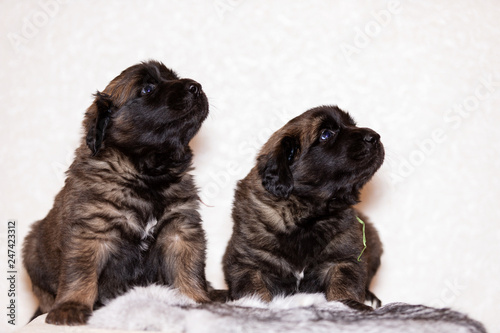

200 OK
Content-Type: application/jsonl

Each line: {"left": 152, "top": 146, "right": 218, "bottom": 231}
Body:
{"left": 356, "top": 216, "right": 367, "bottom": 262}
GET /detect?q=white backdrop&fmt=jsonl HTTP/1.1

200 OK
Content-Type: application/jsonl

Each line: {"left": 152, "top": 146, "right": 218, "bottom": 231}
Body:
{"left": 1, "top": 1, "right": 499, "bottom": 332}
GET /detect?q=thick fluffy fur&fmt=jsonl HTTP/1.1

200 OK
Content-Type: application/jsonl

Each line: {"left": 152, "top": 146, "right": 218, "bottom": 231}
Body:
{"left": 22, "top": 60, "right": 210, "bottom": 325}
{"left": 223, "top": 106, "right": 384, "bottom": 308}
{"left": 82, "top": 285, "right": 486, "bottom": 333}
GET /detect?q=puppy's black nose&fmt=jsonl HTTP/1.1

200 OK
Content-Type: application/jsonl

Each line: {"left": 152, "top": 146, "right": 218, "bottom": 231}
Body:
{"left": 186, "top": 81, "right": 201, "bottom": 96}
{"left": 363, "top": 131, "right": 380, "bottom": 144}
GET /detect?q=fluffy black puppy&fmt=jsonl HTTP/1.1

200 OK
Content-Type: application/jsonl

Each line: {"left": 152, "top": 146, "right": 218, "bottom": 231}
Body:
{"left": 23, "top": 61, "right": 210, "bottom": 325}
{"left": 223, "top": 106, "right": 384, "bottom": 309}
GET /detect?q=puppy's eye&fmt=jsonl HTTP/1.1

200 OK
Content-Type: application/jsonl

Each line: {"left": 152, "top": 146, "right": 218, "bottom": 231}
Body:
{"left": 320, "top": 129, "right": 336, "bottom": 142}
{"left": 141, "top": 84, "right": 155, "bottom": 95}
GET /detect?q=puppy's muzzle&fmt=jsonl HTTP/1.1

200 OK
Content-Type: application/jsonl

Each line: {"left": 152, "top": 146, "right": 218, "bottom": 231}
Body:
{"left": 362, "top": 129, "right": 380, "bottom": 145}
{"left": 181, "top": 79, "right": 202, "bottom": 96}
{"left": 166, "top": 79, "right": 208, "bottom": 116}
{"left": 350, "top": 128, "right": 384, "bottom": 162}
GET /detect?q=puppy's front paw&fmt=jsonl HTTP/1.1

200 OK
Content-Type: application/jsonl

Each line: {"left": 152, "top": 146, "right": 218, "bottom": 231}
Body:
{"left": 46, "top": 302, "right": 91, "bottom": 325}
{"left": 208, "top": 289, "right": 229, "bottom": 303}
{"left": 365, "top": 290, "right": 382, "bottom": 308}
{"left": 340, "top": 299, "right": 374, "bottom": 312}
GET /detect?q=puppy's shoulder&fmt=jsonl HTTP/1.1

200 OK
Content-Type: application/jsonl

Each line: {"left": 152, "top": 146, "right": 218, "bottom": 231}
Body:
{"left": 68, "top": 146, "right": 133, "bottom": 176}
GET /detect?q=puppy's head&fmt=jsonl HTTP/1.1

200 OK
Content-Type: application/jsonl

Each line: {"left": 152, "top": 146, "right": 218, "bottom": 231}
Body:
{"left": 84, "top": 60, "right": 208, "bottom": 159}
{"left": 257, "top": 106, "right": 384, "bottom": 206}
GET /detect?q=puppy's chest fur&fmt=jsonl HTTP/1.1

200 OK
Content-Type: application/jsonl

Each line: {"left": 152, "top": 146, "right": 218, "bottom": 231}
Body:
{"left": 276, "top": 217, "right": 347, "bottom": 267}
{"left": 260, "top": 214, "right": 360, "bottom": 295}
{"left": 72, "top": 159, "right": 199, "bottom": 304}
{"left": 74, "top": 155, "right": 196, "bottom": 249}
{"left": 109, "top": 177, "right": 191, "bottom": 250}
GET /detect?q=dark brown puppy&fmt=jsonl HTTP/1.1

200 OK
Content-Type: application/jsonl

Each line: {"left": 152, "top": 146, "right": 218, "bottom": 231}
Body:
{"left": 23, "top": 61, "right": 210, "bottom": 325}
{"left": 223, "top": 106, "right": 384, "bottom": 309}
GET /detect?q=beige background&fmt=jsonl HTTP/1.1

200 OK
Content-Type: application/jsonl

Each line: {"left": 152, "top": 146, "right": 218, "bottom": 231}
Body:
{"left": 1, "top": 0, "right": 499, "bottom": 332}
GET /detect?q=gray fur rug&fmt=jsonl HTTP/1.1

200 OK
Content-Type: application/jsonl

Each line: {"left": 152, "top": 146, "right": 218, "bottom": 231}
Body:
{"left": 88, "top": 285, "right": 486, "bottom": 333}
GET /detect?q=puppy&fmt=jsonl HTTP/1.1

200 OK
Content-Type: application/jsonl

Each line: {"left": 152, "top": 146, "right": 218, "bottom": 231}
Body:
{"left": 223, "top": 106, "right": 384, "bottom": 309}
{"left": 23, "top": 60, "right": 210, "bottom": 325}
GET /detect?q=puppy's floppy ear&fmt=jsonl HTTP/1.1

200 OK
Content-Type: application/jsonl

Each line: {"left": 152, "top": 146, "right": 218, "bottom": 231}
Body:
{"left": 86, "top": 92, "right": 113, "bottom": 156}
{"left": 257, "top": 136, "right": 299, "bottom": 198}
